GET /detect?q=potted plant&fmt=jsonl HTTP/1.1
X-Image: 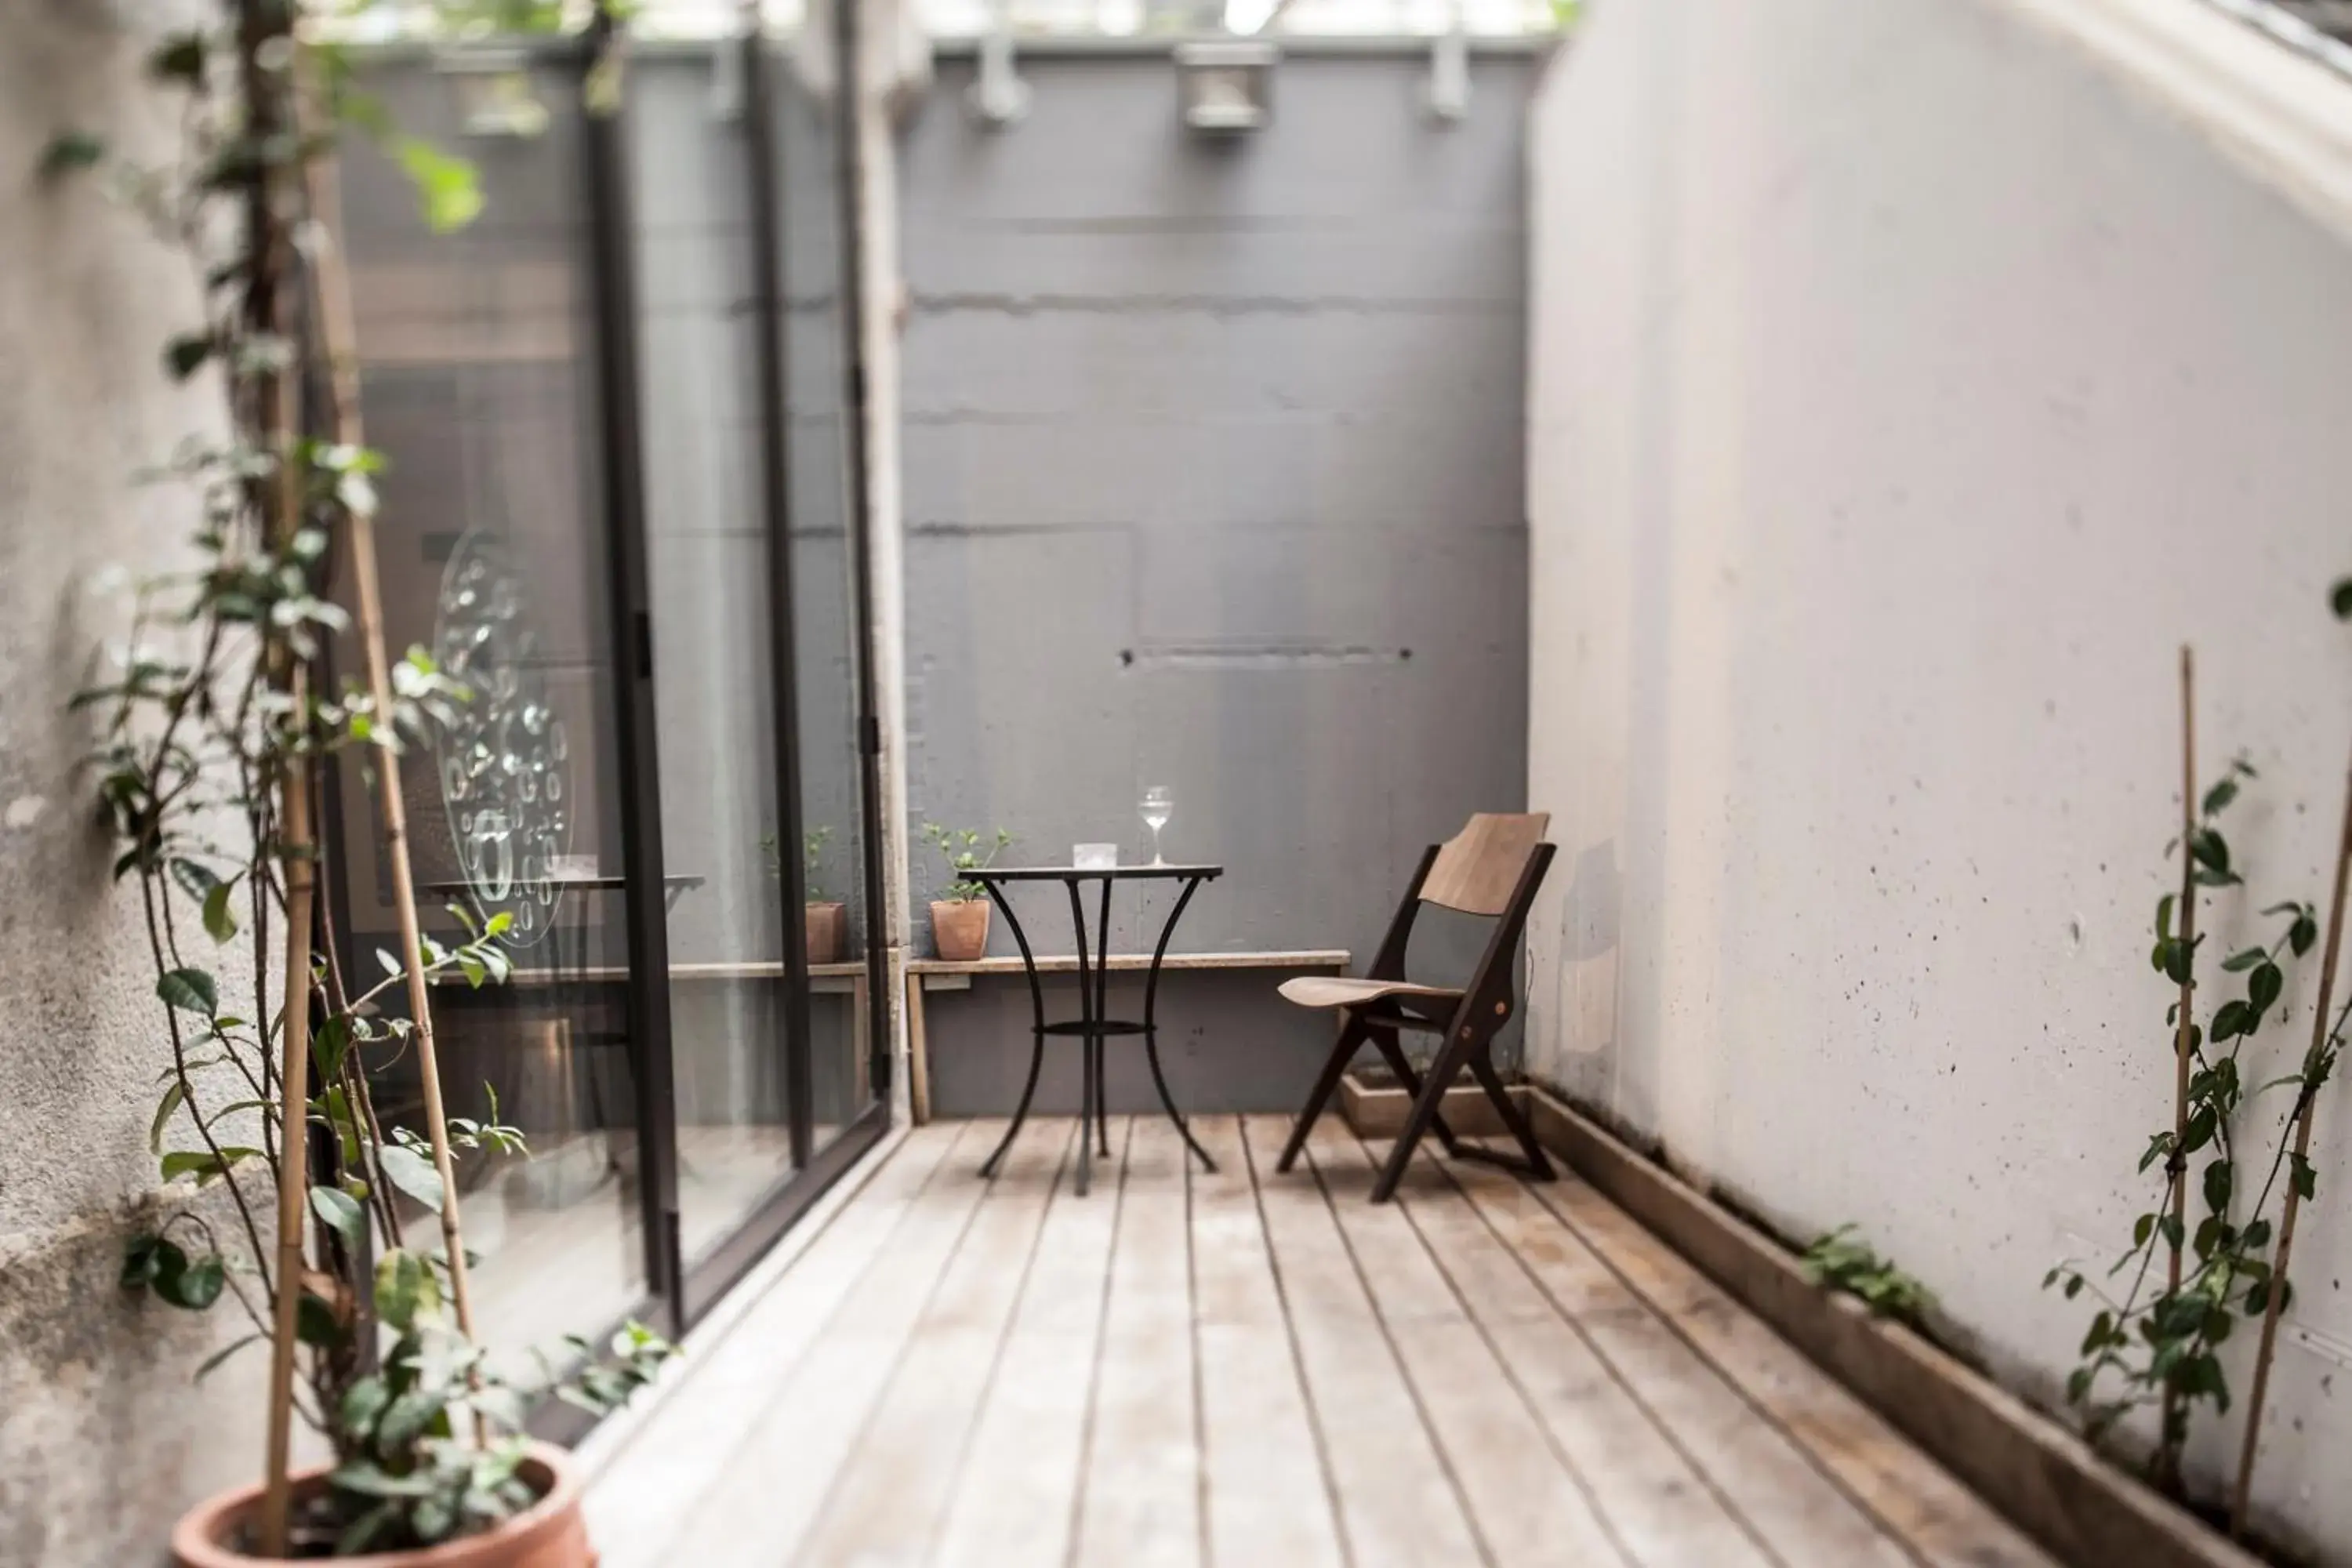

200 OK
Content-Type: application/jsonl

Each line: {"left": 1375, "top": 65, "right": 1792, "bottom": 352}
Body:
{"left": 764, "top": 826, "right": 848, "bottom": 965}
{"left": 53, "top": 9, "right": 670, "bottom": 1563}
{"left": 922, "top": 823, "right": 1014, "bottom": 961}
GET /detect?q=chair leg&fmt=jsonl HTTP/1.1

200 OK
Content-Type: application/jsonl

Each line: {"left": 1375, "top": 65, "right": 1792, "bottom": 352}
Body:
{"left": 1277, "top": 1014, "right": 1367, "bottom": 1174}
{"left": 1365, "top": 1027, "right": 1462, "bottom": 1157}
{"left": 1462, "top": 1048, "right": 1553, "bottom": 1181}
{"left": 1371, "top": 1032, "right": 1473, "bottom": 1204}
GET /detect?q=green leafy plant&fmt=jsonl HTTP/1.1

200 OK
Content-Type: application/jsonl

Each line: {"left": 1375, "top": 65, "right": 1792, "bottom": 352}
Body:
{"left": 2045, "top": 746, "right": 2334, "bottom": 1486}
{"left": 1801, "top": 1226, "right": 1936, "bottom": 1330}
{"left": 922, "top": 822, "right": 1014, "bottom": 903}
{"left": 759, "top": 825, "right": 837, "bottom": 902}
{"left": 53, "top": 4, "right": 669, "bottom": 1555}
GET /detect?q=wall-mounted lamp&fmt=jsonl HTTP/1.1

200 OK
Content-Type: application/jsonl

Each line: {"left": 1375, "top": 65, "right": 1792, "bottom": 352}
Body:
{"left": 434, "top": 48, "right": 551, "bottom": 140}
{"left": 1174, "top": 40, "right": 1277, "bottom": 134}
{"left": 968, "top": 24, "right": 1032, "bottom": 128}
{"left": 1424, "top": 28, "right": 1468, "bottom": 124}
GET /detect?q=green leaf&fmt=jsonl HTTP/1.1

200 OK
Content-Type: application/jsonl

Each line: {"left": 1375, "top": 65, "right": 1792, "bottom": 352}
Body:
{"left": 2156, "top": 895, "right": 2176, "bottom": 942}
{"left": 392, "top": 138, "right": 484, "bottom": 234}
{"left": 2202, "top": 777, "right": 2239, "bottom": 817}
{"left": 296, "top": 1290, "right": 346, "bottom": 1348}
{"left": 157, "top": 968, "right": 218, "bottom": 1016}
{"left": 201, "top": 881, "right": 238, "bottom": 943}
{"left": 374, "top": 1249, "right": 439, "bottom": 1333}
{"left": 2332, "top": 576, "right": 2352, "bottom": 621}
{"left": 2292, "top": 1152, "right": 2318, "bottom": 1202}
{"left": 376, "top": 1383, "right": 449, "bottom": 1450}
{"left": 160, "top": 1146, "right": 260, "bottom": 1185}
{"left": 2246, "top": 1278, "right": 2272, "bottom": 1316}
{"left": 329, "top": 1461, "right": 438, "bottom": 1501}
{"left": 154, "top": 1247, "right": 225, "bottom": 1310}
{"left": 2221, "top": 947, "right": 2267, "bottom": 973}
{"left": 164, "top": 333, "right": 215, "bottom": 382}
{"left": 2250, "top": 963, "right": 2284, "bottom": 1017}
{"left": 39, "top": 130, "right": 106, "bottom": 182}
{"left": 310, "top": 1185, "right": 365, "bottom": 1244}
{"left": 2134, "top": 1212, "right": 2155, "bottom": 1247}
{"left": 341, "top": 1375, "right": 391, "bottom": 1439}
{"left": 2292, "top": 913, "right": 2319, "bottom": 957}
{"left": 2192, "top": 829, "right": 2232, "bottom": 877}
{"left": 313, "top": 1015, "right": 352, "bottom": 1086}
{"left": 149, "top": 1082, "right": 187, "bottom": 1155}
{"left": 378, "top": 1142, "right": 445, "bottom": 1214}
{"left": 2212, "top": 1000, "right": 2249, "bottom": 1042}
{"left": 2204, "top": 1160, "right": 2233, "bottom": 1215}
{"left": 147, "top": 31, "right": 207, "bottom": 82}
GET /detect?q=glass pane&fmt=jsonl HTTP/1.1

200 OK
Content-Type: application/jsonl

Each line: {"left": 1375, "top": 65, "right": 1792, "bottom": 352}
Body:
{"left": 775, "top": 41, "right": 879, "bottom": 1144}
{"left": 334, "top": 57, "right": 648, "bottom": 1367}
{"left": 632, "top": 49, "right": 806, "bottom": 1268}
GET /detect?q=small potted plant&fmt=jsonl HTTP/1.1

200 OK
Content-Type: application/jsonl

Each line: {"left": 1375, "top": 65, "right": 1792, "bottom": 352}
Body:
{"left": 923, "top": 823, "right": 1014, "bottom": 961}
{"left": 765, "top": 826, "right": 848, "bottom": 965}
{"left": 803, "top": 826, "right": 845, "bottom": 966}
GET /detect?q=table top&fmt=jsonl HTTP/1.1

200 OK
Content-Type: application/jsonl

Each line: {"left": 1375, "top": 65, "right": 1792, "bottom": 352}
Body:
{"left": 422, "top": 874, "right": 706, "bottom": 895}
{"left": 974, "top": 864, "right": 1223, "bottom": 883}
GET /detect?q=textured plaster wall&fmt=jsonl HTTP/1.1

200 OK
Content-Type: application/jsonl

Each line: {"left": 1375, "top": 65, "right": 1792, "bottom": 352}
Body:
{"left": 0, "top": 4, "right": 274, "bottom": 1564}
{"left": 1523, "top": 0, "right": 2352, "bottom": 1555}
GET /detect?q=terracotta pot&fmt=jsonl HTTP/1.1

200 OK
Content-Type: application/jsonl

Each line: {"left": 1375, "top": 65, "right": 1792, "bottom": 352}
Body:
{"left": 170, "top": 1443, "right": 593, "bottom": 1568}
{"left": 931, "top": 898, "right": 990, "bottom": 962}
{"left": 804, "top": 901, "right": 847, "bottom": 966}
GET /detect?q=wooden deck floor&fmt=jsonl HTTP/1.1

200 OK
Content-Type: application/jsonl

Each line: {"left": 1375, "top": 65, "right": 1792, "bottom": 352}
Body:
{"left": 586, "top": 1114, "right": 2058, "bottom": 1568}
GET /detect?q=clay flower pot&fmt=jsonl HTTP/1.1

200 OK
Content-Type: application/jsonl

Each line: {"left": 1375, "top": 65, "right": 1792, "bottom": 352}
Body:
{"left": 931, "top": 898, "right": 990, "bottom": 962}
{"left": 170, "top": 1443, "right": 592, "bottom": 1568}
{"left": 804, "top": 900, "right": 847, "bottom": 966}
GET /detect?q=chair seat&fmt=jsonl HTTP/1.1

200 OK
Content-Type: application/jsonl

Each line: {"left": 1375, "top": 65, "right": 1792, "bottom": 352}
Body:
{"left": 1277, "top": 975, "right": 1464, "bottom": 1011}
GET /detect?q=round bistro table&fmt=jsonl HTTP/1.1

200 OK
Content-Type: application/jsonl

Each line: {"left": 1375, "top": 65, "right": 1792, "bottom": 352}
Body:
{"left": 968, "top": 863, "right": 1222, "bottom": 1196}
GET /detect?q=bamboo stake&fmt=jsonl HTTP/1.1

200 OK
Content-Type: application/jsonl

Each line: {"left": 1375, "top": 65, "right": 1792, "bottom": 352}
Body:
{"left": 2231, "top": 738, "right": 2352, "bottom": 1535}
{"left": 294, "top": 70, "right": 478, "bottom": 1348}
{"left": 260, "top": 673, "right": 317, "bottom": 1557}
{"left": 2161, "top": 644, "right": 2196, "bottom": 1485}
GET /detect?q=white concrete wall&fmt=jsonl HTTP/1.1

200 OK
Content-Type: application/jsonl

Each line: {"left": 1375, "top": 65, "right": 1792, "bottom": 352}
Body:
{"left": 0, "top": 5, "right": 277, "bottom": 1565}
{"left": 1523, "top": 0, "right": 2352, "bottom": 1555}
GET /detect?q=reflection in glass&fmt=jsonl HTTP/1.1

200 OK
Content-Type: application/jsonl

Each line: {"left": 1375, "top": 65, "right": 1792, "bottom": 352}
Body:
{"left": 332, "top": 56, "right": 645, "bottom": 1370}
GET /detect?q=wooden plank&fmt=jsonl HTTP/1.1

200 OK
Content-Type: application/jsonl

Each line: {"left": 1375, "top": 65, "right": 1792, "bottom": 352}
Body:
{"left": 909, "top": 949, "right": 1349, "bottom": 977}
{"left": 1524, "top": 1091, "right": 2255, "bottom": 1568}
{"left": 1237, "top": 1115, "right": 1488, "bottom": 1568}
{"left": 1305, "top": 1120, "right": 1629, "bottom": 1568}
{"left": 1433, "top": 1153, "right": 1871, "bottom": 1568}
{"left": 794, "top": 1118, "right": 1076, "bottom": 1566}
{"left": 586, "top": 1123, "right": 961, "bottom": 1568}
{"left": 1072, "top": 1116, "right": 1205, "bottom": 1568}
{"left": 935, "top": 1118, "right": 1131, "bottom": 1568}
{"left": 1190, "top": 1115, "right": 1350, "bottom": 1568}
{"left": 1531, "top": 1172, "right": 2056, "bottom": 1568}
{"left": 658, "top": 1120, "right": 1006, "bottom": 1568}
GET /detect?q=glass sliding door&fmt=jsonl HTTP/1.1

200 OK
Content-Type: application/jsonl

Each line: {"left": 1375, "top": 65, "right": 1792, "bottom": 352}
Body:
{"left": 771, "top": 30, "right": 884, "bottom": 1159}
{"left": 324, "top": 5, "right": 889, "bottom": 1397}
{"left": 627, "top": 45, "right": 808, "bottom": 1278}
{"left": 331, "top": 53, "right": 655, "bottom": 1370}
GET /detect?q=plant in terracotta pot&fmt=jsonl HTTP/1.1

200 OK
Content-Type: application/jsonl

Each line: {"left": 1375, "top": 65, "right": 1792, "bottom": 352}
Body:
{"left": 922, "top": 822, "right": 1014, "bottom": 961}
{"left": 764, "top": 826, "right": 848, "bottom": 964}
{"left": 51, "top": 6, "right": 671, "bottom": 1563}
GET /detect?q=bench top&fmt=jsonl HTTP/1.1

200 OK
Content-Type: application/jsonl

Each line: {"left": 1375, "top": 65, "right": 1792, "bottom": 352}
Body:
{"left": 908, "top": 949, "right": 1348, "bottom": 977}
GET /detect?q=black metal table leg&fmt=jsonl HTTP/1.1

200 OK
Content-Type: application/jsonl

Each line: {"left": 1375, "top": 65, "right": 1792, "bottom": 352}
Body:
{"left": 1092, "top": 877, "right": 1114, "bottom": 1159}
{"left": 979, "top": 880, "right": 1048, "bottom": 1180}
{"left": 1143, "top": 874, "right": 1216, "bottom": 1171}
{"left": 1065, "top": 877, "right": 1094, "bottom": 1197}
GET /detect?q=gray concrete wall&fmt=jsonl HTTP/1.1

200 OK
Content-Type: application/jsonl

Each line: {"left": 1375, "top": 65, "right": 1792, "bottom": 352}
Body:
{"left": 1524, "top": 0, "right": 2352, "bottom": 1554}
{"left": 0, "top": 5, "right": 279, "bottom": 1563}
{"left": 895, "top": 49, "right": 1538, "bottom": 1105}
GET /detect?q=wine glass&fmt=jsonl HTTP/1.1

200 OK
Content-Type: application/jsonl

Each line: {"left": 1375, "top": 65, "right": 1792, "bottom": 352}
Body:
{"left": 1139, "top": 786, "right": 1173, "bottom": 866}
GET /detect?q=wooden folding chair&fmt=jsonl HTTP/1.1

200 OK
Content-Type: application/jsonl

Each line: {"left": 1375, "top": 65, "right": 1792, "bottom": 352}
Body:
{"left": 1275, "top": 812, "right": 1556, "bottom": 1203}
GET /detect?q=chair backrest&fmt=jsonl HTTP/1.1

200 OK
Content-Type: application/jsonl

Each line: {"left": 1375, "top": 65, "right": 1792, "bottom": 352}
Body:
{"left": 1420, "top": 812, "right": 1550, "bottom": 916}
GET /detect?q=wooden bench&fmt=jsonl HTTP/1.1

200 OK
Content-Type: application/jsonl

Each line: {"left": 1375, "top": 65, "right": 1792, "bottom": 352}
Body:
{"left": 904, "top": 949, "right": 1350, "bottom": 1123}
